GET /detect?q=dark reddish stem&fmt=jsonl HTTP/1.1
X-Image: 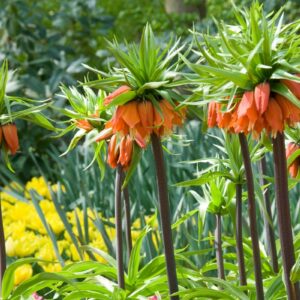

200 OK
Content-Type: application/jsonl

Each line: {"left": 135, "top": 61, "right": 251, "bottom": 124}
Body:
{"left": 215, "top": 213, "right": 225, "bottom": 280}
{"left": 151, "top": 133, "right": 179, "bottom": 300}
{"left": 123, "top": 185, "right": 132, "bottom": 258}
{"left": 0, "top": 195, "right": 6, "bottom": 290}
{"left": 272, "top": 133, "right": 299, "bottom": 300}
{"left": 258, "top": 155, "right": 279, "bottom": 274}
{"left": 239, "top": 133, "right": 264, "bottom": 300}
{"left": 235, "top": 183, "right": 247, "bottom": 286}
{"left": 115, "top": 165, "right": 125, "bottom": 289}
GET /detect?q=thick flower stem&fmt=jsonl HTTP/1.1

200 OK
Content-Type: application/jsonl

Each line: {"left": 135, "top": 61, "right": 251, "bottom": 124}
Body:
{"left": 258, "top": 155, "right": 278, "bottom": 274}
{"left": 215, "top": 213, "right": 225, "bottom": 281}
{"left": 235, "top": 183, "right": 247, "bottom": 286}
{"left": 272, "top": 133, "right": 299, "bottom": 300}
{"left": 0, "top": 196, "right": 6, "bottom": 290}
{"left": 123, "top": 186, "right": 132, "bottom": 258}
{"left": 151, "top": 133, "right": 179, "bottom": 300}
{"left": 239, "top": 133, "right": 264, "bottom": 300}
{"left": 115, "top": 165, "right": 125, "bottom": 289}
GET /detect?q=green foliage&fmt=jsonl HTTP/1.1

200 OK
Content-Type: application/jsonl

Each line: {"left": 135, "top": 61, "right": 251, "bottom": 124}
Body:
{"left": 187, "top": 1, "right": 300, "bottom": 109}
{"left": 0, "top": 0, "right": 114, "bottom": 98}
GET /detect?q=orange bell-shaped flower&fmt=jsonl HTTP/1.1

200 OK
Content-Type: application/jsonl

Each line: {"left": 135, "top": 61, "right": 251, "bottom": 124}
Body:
{"left": 2, "top": 124, "right": 19, "bottom": 155}
{"left": 137, "top": 101, "right": 154, "bottom": 131}
{"left": 237, "top": 91, "right": 258, "bottom": 128}
{"left": 254, "top": 82, "right": 270, "bottom": 115}
{"left": 264, "top": 98, "right": 284, "bottom": 137}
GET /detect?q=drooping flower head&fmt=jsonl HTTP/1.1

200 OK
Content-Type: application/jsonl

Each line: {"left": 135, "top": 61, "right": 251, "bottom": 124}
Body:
{"left": 0, "top": 123, "right": 19, "bottom": 155}
{"left": 187, "top": 2, "right": 300, "bottom": 138}
{"left": 86, "top": 24, "right": 187, "bottom": 171}
{"left": 0, "top": 60, "right": 54, "bottom": 170}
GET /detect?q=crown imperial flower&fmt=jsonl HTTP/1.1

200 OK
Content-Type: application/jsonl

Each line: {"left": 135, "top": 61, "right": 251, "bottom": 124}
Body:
{"left": 97, "top": 96, "right": 185, "bottom": 169}
{"left": 1, "top": 123, "right": 19, "bottom": 155}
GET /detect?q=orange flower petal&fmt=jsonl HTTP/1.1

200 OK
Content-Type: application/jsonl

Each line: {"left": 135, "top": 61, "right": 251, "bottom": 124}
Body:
{"left": 234, "top": 115, "right": 249, "bottom": 134}
{"left": 263, "top": 98, "right": 284, "bottom": 136}
{"left": 107, "top": 135, "right": 118, "bottom": 168}
{"left": 104, "top": 85, "right": 131, "bottom": 106}
{"left": 2, "top": 124, "right": 19, "bottom": 155}
{"left": 207, "top": 102, "right": 218, "bottom": 128}
{"left": 218, "top": 112, "right": 232, "bottom": 129}
{"left": 133, "top": 125, "right": 148, "bottom": 148}
{"left": 237, "top": 91, "right": 255, "bottom": 117}
{"left": 254, "top": 82, "right": 270, "bottom": 115}
{"left": 137, "top": 101, "right": 154, "bottom": 131}
{"left": 154, "top": 106, "right": 163, "bottom": 127}
{"left": 253, "top": 116, "right": 266, "bottom": 136}
{"left": 275, "top": 94, "right": 300, "bottom": 125}
{"left": 110, "top": 106, "right": 129, "bottom": 134}
{"left": 117, "top": 136, "right": 127, "bottom": 166}
{"left": 159, "top": 100, "right": 174, "bottom": 130}
{"left": 286, "top": 143, "right": 300, "bottom": 178}
{"left": 237, "top": 91, "right": 258, "bottom": 124}
{"left": 173, "top": 107, "right": 186, "bottom": 125}
{"left": 125, "top": 136, "right": 133, "bottom": 165}
{"left": 286, "top": 142, "right": 298, "bottom": 158}
{"left": 121, "top": 101, "right": 141, "bottom": 128}
{"left": 75, "top": 119, "right": 93, "bottom": 131}
{"left": 281, "top": 75, "right": 300, "bottom": 99}
{"left": 289, "top": 161, "right": 299, "bottom": 178}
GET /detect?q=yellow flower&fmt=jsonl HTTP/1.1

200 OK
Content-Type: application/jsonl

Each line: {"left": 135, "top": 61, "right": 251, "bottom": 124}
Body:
{"left": 14, "top": 264, "right": 33, "bottom": 286}
{"left": 35, "top": 241, "right": 57, "bottom": 261}
{"left": 4, "top": 221, "right": 26, "bottom": 238}
{"left": 39, "top": 199, "right": 56, "bottom": 214}
{"left": 68, "top": 244, "right": 88, "bottom": 261}
{"left": 51, "top": 183, "right": 66, "bottom": 194}
{"left": 47, "top": 213, "right": 65, "bottom": 235}
{"left": 88, "top": 239, "right": 108, "bottom": 264}
{"left": 25, "top": 177, "right": 51, "bottom": 199}
{"left": 5, "top": 237, "right": 16, "bottom": 257}
{"left": 12, "top": 232, "right": 41, "bottom": 257}
{"left": 41, "top": 263, "right": 62, "bottom": 273}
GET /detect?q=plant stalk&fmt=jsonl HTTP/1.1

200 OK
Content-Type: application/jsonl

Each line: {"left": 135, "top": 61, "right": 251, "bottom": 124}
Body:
{"left": 258, "top": 155, "right": 278, "bottom": 274}
{"left": 272, "top": 133, "right": 299, "bottom": 300}
{"left": 239, "top": 133, "right": 264, "bottom": 300}
{"left": 215, "top": 213, "right": 225, "bottom": 280}
{"left": 123, "top": 185, "right": 132, "bottom": 258}
{"left": 235, "top": 183, "right": 247, "bottom": 286}
{"left": 0, "top": 194, "right": 6, "bottom": 290}
{"left": 151, "top": 133, "right": 179, "bottom": 300}
{"left": 115, "top": 164, "right": 125, "bottom": 289}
